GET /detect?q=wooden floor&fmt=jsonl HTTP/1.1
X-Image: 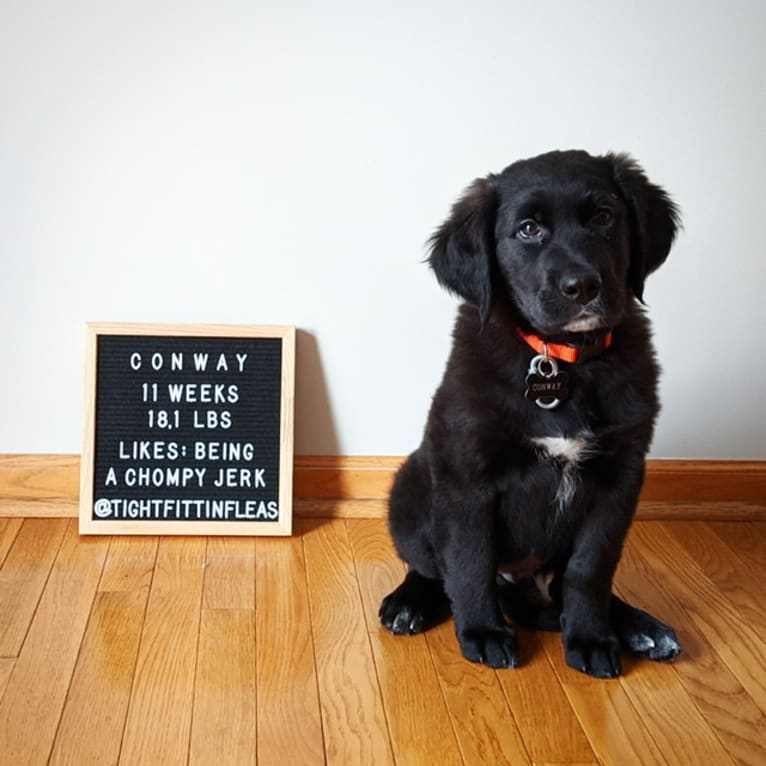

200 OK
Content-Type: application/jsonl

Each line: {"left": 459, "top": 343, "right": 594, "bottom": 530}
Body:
{"left": 0, "top": 516, "right": 764, "bottom": 765}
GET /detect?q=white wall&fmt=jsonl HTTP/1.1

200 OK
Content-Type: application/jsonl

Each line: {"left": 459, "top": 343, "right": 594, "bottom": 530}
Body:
{"left": 1, "top": 0, "right": 764, "bottom": 458}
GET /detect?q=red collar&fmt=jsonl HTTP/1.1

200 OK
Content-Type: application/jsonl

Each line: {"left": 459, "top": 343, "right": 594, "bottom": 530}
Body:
{"left": 517, "top": 328, "right": 613, "bottom": 364}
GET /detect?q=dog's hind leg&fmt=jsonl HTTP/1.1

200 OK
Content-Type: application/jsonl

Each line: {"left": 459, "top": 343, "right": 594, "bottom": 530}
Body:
{"left": 610, "top": 595, "right": 682, "bottom": 662}
{"left": 379, "top": 570, "right": 451, "bottom": 635}
{"left": 381, "top": 450, "right": 451, "bottom": 635}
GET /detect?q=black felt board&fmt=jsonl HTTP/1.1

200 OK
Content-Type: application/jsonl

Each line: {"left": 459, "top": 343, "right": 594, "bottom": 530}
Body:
{"left": 80, "top": 325, "right": 294, "bottom": 536}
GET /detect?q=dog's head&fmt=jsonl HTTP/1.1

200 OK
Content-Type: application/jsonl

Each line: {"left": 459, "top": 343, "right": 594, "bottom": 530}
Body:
{"left": 428, "top": 150, "right": 680, "bottom": 335}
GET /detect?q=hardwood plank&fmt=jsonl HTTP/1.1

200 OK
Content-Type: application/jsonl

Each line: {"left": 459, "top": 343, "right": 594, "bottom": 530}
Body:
{"left": 347, "top": 518, "right": 463, "bottom": 766}
{"left": 202, "top": 536, "right": 255, "bottom": 610}
{"left": 709, "top": 522, "right": 766, "bottom": 570}
{"left": 494, "top": 628, "right": 597, "bottom": 765}
{"left": 0, "top": 518, "right": 22, "bottom": 566}
{"left": 254, "top": 534, "right": 324, "bottom": 766}
{"left": 189, "top": 609, "right": 256, "bottom": 766}
{"left": 188, "top": 535, "right": 257, "bottom": 764}
{"left": 534, "top": 763, "right": 599, "bottom": 766}
{"left": 0, "top": 517, "right": 68, "bottom": 655}
{"left": 539, "top": 630, "right": 668, "bottom": 766}
{"left": 617, "top": 657, "right": 735, "bottom": 765}
{"left": 0, "top": 658, "right": 14, "bottom": 701}
{"left": 49, "top": 590, "right": 147, "bottom": 766}
{"left": 345, "top": 519, "right": 406, "bottom": 626}
{"left": 50, "top": 536, "right": 157, "bottom": 766}
{"left": 301, "top": 519, "right": 394, "bottom": 765}
{"left": 615, "top": 524, "right": 764, "bottom": 765}
{"left": 119, "top": 537, "right": 206, "bottom": 766}
{"left": 0, "top": 520, "right": 109, "bottom": 765}
{"left": 630, "top": 523, "right": 766, "bottom": 715}
{"left": 426, "top": 620, "right": 533, "bottom": 764}
{"left": 663, "top": 522, "right": 766, "bottom": 634}
{"left": 97, "top": 535, "right": 158, "bottom": 593}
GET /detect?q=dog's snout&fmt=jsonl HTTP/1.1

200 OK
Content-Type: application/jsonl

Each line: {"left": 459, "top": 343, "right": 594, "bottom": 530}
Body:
{"left": 559, "top": 272, "right": 601, "bottom": 305}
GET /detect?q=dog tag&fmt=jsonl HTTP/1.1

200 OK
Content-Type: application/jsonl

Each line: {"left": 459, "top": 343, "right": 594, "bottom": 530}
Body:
{"left": 525, "top": 355, "right": 569, "bottom": 410}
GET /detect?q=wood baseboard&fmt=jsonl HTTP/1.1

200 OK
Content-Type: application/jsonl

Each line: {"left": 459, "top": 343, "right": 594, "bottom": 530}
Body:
{"left": 0, "top": 454, "right": 764, "bottom": 520}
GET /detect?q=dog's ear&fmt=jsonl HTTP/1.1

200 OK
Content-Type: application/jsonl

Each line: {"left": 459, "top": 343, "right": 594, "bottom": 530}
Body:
{"left": 428, "top": 176, "right": 498, "bottom": 323}
{"left": 609, "top": 153, "right": 681, "bottom": 301}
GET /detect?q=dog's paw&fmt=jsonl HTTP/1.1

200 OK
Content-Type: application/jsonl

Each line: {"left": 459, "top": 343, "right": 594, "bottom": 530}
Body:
{"left": 620, "top": 624, "right": 682, "bottom": 663}
{"left": 458, "top": 626, "right": 519, "bottom": 669}
{"left": 379, "top": 592, "right": 427, "bottom": 635}
{"left": 612, "top": 601, "right": 682, "bottom": 663}
{"left": 379, "top": 573, "right": 451, "bottom": 636}
{"left": 563, "top": 632, "right": 622, "bottom": 679}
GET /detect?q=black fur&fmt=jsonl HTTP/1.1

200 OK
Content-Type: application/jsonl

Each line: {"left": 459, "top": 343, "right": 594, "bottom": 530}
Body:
{"left": 380, "top": 150, "right": 682, "bottom": 677}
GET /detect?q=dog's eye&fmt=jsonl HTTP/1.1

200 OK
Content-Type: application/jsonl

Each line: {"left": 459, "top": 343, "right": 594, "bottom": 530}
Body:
{"left": 591, "top": 208, "right": 614, "bottom": 227}
{"left": 517, "top": 219, "right": 543, "bottom": 241}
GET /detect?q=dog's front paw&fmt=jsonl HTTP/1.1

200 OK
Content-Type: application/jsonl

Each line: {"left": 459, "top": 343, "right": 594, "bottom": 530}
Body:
{"left": 613, "top": 604, "right": 682, "bottom": 663}
{"left": 563, "top": 631, "right": 622, "bottom": 678}
{"left": 458, "top": 626, "right": 519, "bottom": 669}
{"left": 620, "top": 622, "right": 682, "bottom": 662}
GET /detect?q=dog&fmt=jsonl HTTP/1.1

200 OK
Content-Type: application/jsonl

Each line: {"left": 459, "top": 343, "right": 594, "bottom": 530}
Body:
{"left": 379, "top": 150, "right": 682, "bottom": 678}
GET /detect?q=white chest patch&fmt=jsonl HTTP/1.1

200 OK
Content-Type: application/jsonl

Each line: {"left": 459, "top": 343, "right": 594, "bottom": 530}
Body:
{"left": 530, "top": 431, "right": 594, "bottom": 511}
{"left": 530, "top": 434, "right": 592, "bottom": 465}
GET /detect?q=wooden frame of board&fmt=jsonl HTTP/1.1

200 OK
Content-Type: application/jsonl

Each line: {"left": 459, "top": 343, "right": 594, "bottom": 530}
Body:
{"left": 80, "top": 323, "right": 295, "bottom": 536}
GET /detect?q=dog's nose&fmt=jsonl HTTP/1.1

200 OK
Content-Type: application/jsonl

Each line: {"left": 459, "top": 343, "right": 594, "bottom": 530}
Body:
{"left": 559, "top": 273, "right": 601, "bottom": 304}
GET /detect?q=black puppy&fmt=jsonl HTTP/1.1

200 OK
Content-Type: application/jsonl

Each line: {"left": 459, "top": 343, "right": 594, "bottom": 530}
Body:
{"left": 380, "top": 150, "right": 682, "bottom": 678}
